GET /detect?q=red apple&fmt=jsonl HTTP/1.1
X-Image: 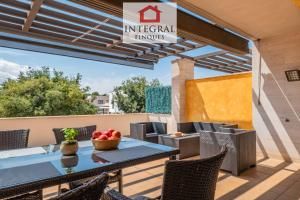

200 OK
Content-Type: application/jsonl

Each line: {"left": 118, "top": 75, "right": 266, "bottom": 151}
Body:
{"left": 108, "top": 128, "right": 115, "bottom": 133}
{"left": 99, "top": 135, "right": 108, "bottom": 140}
{"left": 112, "top": 131, "right": 121, "bottom": 138}
{"left": 108, "top": 136, "right": 116, "bottom": 140}
{"left": 102, "top": 131, "right": 110, "bottom": 136}
{"left": 107, "top": 128, "right": 114, "bottom": 137}
{"left": 92, "top": 131, "right": 102, "bottom": 139}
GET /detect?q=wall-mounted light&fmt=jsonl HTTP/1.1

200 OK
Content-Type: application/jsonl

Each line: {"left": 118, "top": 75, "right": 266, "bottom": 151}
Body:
{"left": 285, "top": 69, "right": 300, "bottom": 82}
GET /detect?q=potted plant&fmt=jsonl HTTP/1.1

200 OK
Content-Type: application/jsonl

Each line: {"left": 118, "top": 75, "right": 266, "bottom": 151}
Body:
{"left": 61, "top": 155, "right": 79, "bottom": 174}
{"left": 60, "top": 128, "right": 79, "bottom": 156}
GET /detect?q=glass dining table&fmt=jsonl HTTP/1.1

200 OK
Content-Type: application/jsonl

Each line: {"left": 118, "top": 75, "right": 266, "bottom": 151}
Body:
{"left": 0, "top": 137, "right": 179, "bottom": 199}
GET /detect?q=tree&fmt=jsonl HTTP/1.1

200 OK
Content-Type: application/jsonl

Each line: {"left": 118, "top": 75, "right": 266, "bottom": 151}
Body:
{"left": 0, "top": 67, "right": 98, "bottom": 117}
{"left": 113, "top": 76, "right": 161, "bottom": 113}
{"left": 90, "top": 91, "right": 100, "bottom": 102}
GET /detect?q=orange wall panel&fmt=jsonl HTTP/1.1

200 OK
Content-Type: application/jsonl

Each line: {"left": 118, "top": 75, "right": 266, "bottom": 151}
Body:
{"left": 186, "top": 72, "right": 252, "bottom": 129}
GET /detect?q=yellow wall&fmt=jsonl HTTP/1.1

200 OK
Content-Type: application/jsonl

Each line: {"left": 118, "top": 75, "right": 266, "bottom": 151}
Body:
{"left": 186, "top": 72, "right": 252, "bottom": 129}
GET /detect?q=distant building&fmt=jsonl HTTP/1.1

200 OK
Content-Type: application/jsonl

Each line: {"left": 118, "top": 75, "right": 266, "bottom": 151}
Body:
{"left": 89, "top": 95, "right": 109, "bottom": 114}
{"left": 88, "top": 93, "right": 122, "bottom": 114}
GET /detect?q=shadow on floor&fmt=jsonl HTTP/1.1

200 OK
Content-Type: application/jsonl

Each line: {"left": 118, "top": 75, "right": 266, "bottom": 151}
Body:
{"left": 43, "top": 157, "right": 300, "bottom": 200}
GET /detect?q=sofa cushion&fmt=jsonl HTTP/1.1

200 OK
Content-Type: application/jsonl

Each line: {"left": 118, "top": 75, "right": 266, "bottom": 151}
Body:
{"left": 202, "top": 122, "right": 216, "bottom": 132}
{"left": 152, "top": 122, "right": 166, "bottom": 134}
{"left": 146, "top": 133, "right": 159, "bottom": 138}
{"left": 177, "top": 122, "right": 196, "bottom": 133}
{"left": 193, "top": 122, "right": 204, "bottom": 132}
{"left": 219, "top": 127, "right": 235, "bottom": 133}
{"left": 136, "top": 122, "right": 154, "bottom": 133}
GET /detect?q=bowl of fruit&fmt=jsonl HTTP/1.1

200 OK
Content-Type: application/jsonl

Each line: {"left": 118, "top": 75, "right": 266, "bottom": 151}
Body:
{"left": 91, "top": 128, "right": 121, "bottom": 150}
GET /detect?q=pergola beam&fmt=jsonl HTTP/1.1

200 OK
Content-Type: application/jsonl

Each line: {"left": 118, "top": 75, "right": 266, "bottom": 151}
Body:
{"left": 0, "top": 26, "right": 137, "bottom": 57}
{"left": 194, "top": 63, "right": 236, "bottom": 73}
{"left": 194, "top": 50, "right": 227, "bottom": 59}
{"left": 23, "top": 0, "right": 43, "bottom": 32}
{"left": 176, "top": 49, "right": 252, "bottom": 73}
{"left": 0, "top": 37, "right": 154, "bottom": 69}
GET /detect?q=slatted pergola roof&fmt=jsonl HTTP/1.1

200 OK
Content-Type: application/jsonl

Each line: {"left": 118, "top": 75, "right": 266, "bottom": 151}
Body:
{"left": 0, "top": 0, "right": 250, "bottom": 72}
{"left": 193, "top": 51, "right": 251, "bottom": 73}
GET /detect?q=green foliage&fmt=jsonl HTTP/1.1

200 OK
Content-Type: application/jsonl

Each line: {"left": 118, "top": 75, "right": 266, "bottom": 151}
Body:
{"left": 62, "top": 128, "right": 79, "bottom": 142}
{"left": 146, "top": 86, "right": 171, "bottom": 114}
{"left": 113, "top": 76, "right": 161, "bottom": 113}
{"left": 0, "top": 67, "right": 98, "bottom": 117}
{"left": 90, "top": 91, "right": 100, "bottom": 102}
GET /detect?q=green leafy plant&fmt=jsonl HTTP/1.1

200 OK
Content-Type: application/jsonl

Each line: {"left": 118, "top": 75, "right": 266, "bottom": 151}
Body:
{"left": 0, "top": 67, "right": 98, "bottom": 118}
{"left": 62, "top": 128, "right": 79, "bottom": 143}
{"left": 113, "top": 76, "right": 161, "bottom": 113}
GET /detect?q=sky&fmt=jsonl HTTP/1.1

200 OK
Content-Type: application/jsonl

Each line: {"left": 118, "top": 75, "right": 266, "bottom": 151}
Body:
{"left": 0, "top": 45, "right": 226, "bottom": 94}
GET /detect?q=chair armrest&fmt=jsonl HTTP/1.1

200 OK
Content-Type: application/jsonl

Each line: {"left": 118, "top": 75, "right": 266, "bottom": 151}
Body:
{"left": 233, "top": 130, "right": 256, "bottom": 137}
{"left": 103, "top": 188, "right": 133, "bottom": 200}
{"left": 137, "top": 124, "right": 147, "bottom": 140}
{"left": 130, "top": 123, "right": 147, "bottom": 140}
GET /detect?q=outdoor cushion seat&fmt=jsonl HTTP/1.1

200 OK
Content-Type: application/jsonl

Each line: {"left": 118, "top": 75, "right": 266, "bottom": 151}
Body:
{"left": 219, "top": 127, "right": 245, "bottom": 134}
{"left": 146, "top": 133, "right": 159, "bottom": 137}
{"left": 130, "top": 122, "right": 167, "bottom": 143}
{"left": 177, "top": 122, "right": 239, "bottom": 134}
{"left": 176, "top": 122, "right": 198, "bottom": 134}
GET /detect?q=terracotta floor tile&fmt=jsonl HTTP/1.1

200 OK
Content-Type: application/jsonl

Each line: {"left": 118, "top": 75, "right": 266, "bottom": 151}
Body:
{"left": 280, "top": 181, "right": 300, "bottom": 198}
{"left": 42, "top": 157, "right": 300, "bottom": 200}
{"left": 234, "top": 168, "right": 296, "bottom": 199}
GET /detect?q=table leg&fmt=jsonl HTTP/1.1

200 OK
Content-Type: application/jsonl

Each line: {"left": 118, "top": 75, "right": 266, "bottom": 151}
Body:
{"left": 118, "top": 169, "right": 123, "bottom": 194}
{"left": 169, "top": 155, "right": 177, "bottom": 160}
{"left": 58, "top": 184, "right": 62, "bottom": 195}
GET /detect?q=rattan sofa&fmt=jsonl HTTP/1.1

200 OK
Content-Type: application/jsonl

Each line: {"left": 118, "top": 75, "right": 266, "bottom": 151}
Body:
{"left": 130, "top": 122, "right": 167, "bottom": 143}
{"left": 177, "top": 122, "right": 238, "bottom": 134}
{"left": 199, "top": 127, "right": 256, "bottom": 175}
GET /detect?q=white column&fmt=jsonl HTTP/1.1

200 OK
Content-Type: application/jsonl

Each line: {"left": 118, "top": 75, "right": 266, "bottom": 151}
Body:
{"left": 171, "top": 58, "right": 195, "bottom": 132}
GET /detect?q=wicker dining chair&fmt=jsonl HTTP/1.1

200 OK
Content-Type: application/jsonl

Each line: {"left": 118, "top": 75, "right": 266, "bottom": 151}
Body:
{"left": 1, "top": 129, "right": 43, "bottom": 200}
{"left": 0, "top": 129, "right": 30, "bottom": 150}
{"left": 52, "top": 125, "right": 96, "bottom": 144}
{"left": 103, "top": 147, "right": 228, "bottom": 200}
{"left": 50, "top": 173, "right": 109, "bottom": 200}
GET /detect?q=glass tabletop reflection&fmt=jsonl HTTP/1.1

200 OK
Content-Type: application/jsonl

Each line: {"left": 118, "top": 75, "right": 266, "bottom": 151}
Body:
{"left": 0, "top": 137, "right": 178, "bottom": 190}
